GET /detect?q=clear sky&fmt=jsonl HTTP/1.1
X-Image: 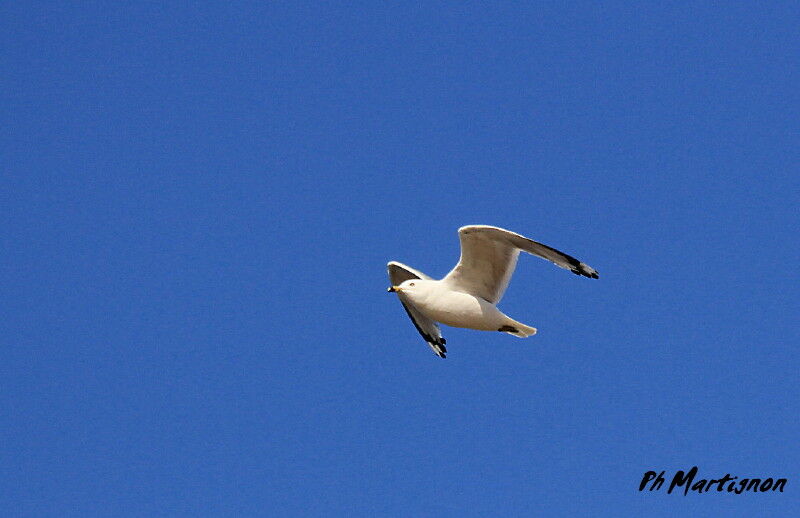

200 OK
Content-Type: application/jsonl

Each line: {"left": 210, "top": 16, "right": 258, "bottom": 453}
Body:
{"left": 2, "top": 2, "right": 799, "bottom": 517}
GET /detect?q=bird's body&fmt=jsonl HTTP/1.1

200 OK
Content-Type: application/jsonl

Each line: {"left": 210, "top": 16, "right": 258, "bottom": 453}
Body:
{"left": 388, "top": 225, "right": 598, "bottom": 358}
{"left": 393, "top": 279, "right": 533, "bottom": 334}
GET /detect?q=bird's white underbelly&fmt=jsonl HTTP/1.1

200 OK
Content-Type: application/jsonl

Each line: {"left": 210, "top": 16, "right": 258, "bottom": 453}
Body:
{"left": 416, "top": 290, "right": 505, "bottom": 330}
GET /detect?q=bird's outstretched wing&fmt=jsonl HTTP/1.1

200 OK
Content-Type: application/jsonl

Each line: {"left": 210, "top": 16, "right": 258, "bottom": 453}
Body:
{"left": 387, "top": 261, "right": 447, "bottom": 358}
{"left": 442, "top": 225, "right": 599, "bottom": 304}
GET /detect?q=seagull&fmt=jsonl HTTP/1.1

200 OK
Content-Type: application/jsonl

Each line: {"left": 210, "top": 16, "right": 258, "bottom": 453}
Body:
{"left": 387, "top": 225, "right": 598, "bottom": 358}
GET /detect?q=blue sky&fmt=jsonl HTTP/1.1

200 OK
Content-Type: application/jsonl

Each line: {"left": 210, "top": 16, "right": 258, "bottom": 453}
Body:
{"left": 2, "top": 2, "right": 799, "bottom": 516}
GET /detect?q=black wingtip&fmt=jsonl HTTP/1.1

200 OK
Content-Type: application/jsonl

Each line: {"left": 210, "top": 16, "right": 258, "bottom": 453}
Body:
{"left": 571, "top": 267, "right": 599, "bottom": 279}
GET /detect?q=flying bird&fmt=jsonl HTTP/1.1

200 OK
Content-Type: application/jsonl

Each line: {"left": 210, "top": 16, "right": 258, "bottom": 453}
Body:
{"left": 387, "top": 225, "right": 598, "bottom": 358}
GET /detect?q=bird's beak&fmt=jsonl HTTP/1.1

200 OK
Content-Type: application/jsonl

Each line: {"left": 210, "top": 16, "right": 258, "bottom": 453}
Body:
{"left": 387, "top": 286, "right": 401, "bottom": 293}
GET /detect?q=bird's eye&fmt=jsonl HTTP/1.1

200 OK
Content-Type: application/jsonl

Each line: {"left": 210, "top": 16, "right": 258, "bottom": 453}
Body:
{"left": 409, "top": 282, "right": 415, "bottom": 287}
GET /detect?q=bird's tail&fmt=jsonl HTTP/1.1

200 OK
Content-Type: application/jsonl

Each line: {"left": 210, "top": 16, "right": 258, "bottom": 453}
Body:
{"left": 499, "top": 319, "right": 537, "bottom": 338}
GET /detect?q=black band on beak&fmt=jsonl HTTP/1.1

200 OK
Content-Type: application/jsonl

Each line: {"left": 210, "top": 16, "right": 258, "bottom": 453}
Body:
{"left": 387, "top": 286, "right": 396, "bottom": 292}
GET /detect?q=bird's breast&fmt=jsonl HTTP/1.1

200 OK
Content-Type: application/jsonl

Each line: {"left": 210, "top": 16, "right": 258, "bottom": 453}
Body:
{"left": 415, "top": 289, "right": 504, "bottom": 330}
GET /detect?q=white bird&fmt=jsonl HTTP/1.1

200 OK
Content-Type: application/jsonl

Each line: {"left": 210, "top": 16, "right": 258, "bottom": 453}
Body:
{"left": 387, "top": 225, "right": 598, "bottom": 358}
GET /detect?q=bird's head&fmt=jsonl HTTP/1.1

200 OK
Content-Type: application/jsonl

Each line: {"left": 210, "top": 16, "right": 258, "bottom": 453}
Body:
{"left": 387, "top": 279, "right": 428, "bottom": 298}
